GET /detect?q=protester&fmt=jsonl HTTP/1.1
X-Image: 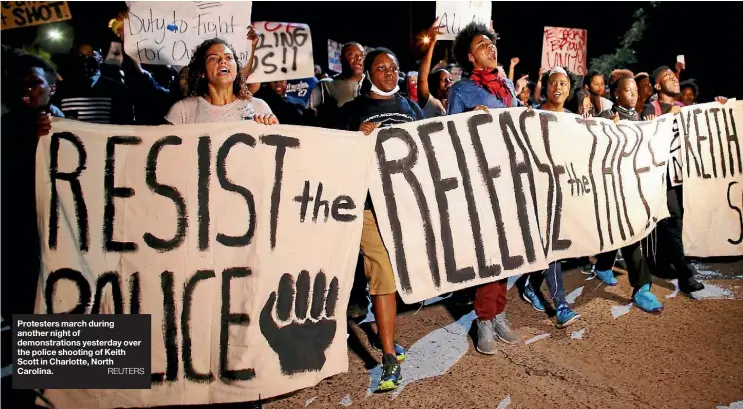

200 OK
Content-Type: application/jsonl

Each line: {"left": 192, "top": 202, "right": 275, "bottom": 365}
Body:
{"left": 336, "top": 47, "right": 423, "bottom": 392}
{"left": 1, "top": 54, "right": 64, "bottom": 321}
{"left": 515, "top": 67, "right": 583, "bottom": 328}
{"left": 417, "top": 19, "right": 452, "bottom": 118}
{"left": 582, "top": 71, "right": 614, "bottom": 115}
{"left": 449, "top": 63, "right": 463, "bottom": 83}
{"left": 53, "top": 41, "right": 134, "bottom": 124}
{"left": 640, "top": 65, "right": 707, "bottom": 294}
{"left": 448, "top": 21, "right": 523, "bottom": 355}
{"left": 634, "top": 72, "right": 653, "bottom": 113}
{"left": 256, "top": 80, "right": 314, "bottom": 125}
{"left": 310, "top": 42, "right": 365, "bottom": 127}
{"left": 406, "top": 71, "right": 419, "bottom": 103}
{"left": 679, "top": 79, "right": 699, "bottom": 106}
{"left": 165, "top": 38, "right": 276, "bottom": 125}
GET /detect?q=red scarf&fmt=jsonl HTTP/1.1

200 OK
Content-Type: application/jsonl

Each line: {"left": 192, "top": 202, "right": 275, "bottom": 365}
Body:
{"left": 470, "top": 68, "right": 512, "bottom": 108}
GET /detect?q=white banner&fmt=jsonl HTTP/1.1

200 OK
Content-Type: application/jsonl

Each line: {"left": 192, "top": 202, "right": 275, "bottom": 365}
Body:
{"left": 35, "top": 119, "right": 374, "bottom": 408}
{"left": 368, "top": 109, "right": 673, "bottom": 303}
{"left": 327, "top": 39, "right": 342, "bottom": 73}
{"left": 435, "top": 1, "right": 492, "bottom": 41}
{"left": 246, "top": 21, "right": 315, "bottom": 83}
{"left": 124, "top": 1, "right": 253, "bottom": 65}
{"left": 680, "top": 100, "right": 743, "bottom": 256}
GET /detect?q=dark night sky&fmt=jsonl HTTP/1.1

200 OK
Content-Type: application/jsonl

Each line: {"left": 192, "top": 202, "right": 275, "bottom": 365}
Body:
{"left": 2, "top": 1, "right": 741, "bottom": 101}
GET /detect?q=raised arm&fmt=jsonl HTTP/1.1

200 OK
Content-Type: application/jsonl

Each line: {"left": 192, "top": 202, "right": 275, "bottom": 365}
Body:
{"left": 508, "top": 57, "right": 519, "bottom": 82}
{"left": 417, "top": 19, "right": 444, "bottom": 105}
{"left": 240, "top": 26, "right": 260, "bottom": 80}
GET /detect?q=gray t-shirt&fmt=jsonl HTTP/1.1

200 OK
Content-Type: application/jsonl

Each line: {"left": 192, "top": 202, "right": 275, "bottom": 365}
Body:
{"left": 165, "top": 96, "right": 273, "bottom": 124}
{"left": 422, "top": 94, "right": 446, "bottom": 118}
{"left": 309, "top": 77, "right": 362, "bottom": 109}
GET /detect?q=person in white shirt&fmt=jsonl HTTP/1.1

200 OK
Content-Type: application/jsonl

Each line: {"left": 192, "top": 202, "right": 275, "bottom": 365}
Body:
{"left": 166, "top": 38, "right": 277, "bottom": 125}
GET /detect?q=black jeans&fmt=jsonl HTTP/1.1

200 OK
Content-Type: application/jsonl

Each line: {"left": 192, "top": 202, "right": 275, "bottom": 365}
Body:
{"left": 595, "top": 250, "right": 619, "bottom": 271}
{"left": 593, "top": 242, "right": 651, "bottom": 293}
{"left": 650, "top": 186, "right": 698, "bottom": 280}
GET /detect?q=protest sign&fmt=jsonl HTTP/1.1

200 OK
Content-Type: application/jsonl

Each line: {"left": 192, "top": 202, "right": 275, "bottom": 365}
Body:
{"left": 246, "top": 21, "right": 315, "bottom": 83}
{"left": 328, "top": 38, "right": 342, "bottom": 73}
{"left": 368, "top": 109, "right": 673, "bottom": 303}
{"left": 540, "top": 26, "right": 588, "bottom": 75}
{"left": 35, "top": 119, "right": 374, "bottom": 408}
{"left": 435, "top": 1, "right": 492, "bottom": 41}
{"left": 123, "top": 1, "right": 252, "bottom": 65}
{"left": 680, "top": 100, "right": 743, "bottom": 256}
{"left": 1, "top": 1, "right": 71, "bottom": 30}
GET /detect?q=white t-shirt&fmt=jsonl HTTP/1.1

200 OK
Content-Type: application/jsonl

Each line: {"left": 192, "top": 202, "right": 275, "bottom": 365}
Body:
{"left": 422, "top": 94, "right": 446, "bottom": 118}
{"left": 165, "top": 96, "right": 273, "bottom": 124}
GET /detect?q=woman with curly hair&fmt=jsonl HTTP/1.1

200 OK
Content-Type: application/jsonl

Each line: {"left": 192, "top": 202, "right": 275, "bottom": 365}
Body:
{"left": 447, "top": 21, "right": 524, "bottom": 356}
{"left": 165, "top": 37, "right": 277, "bottom": 125}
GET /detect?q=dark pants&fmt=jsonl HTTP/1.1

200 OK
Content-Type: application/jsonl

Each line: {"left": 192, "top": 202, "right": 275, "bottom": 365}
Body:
{"left": 650, "top": 186, "right": 697, "bottom": 280}
{"left": 622, "top": 239, "right": 653, "bottom": 293}
{"left": 595, "top": 250, "right": 619, "bottom": 271}
{"left": 518, "top": 261, "right": 567, "bottom": 307}
{"left": 474, "top": 279, "right": 507, "bottom": 321}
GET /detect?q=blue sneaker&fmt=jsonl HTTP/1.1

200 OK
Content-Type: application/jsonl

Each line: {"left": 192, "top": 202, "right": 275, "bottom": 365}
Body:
{"left": 372, "top": 339, "right": 406, "bottom": 362}
{"left": 555, "top": 304, "right": 581, "bottom": 329}
{"left": 594, "top": 269, "right": 618, "bottom": 286}
{"left": 633, "top": 284, "right": 663, "bottom": 314}
{"left": 375, "top": 354, "right": 402, "bottom": 392}
{"left": 521, "top": 286, "right": 546, "bottom": 312}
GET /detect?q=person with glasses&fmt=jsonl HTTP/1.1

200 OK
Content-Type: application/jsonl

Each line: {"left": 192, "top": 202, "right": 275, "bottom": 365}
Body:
{"left": 335, "top": 47, "right": 424, "bottom": 393}
{"left": 447, "top": 21, "right": 524, "bottom": 356}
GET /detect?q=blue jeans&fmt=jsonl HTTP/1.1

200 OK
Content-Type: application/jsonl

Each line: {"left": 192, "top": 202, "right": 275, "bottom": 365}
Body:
{"left": 521, "top": 261, "right": 567, "bottom": 307}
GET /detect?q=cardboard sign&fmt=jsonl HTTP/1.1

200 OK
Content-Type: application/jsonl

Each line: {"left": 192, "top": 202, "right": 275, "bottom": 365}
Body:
{"left": 35, "top": 119, "right": 374, "bottom": 408}
{"left": 368, "top": 109, "right": 673, "bottom": 303}
{"left": 541, "top": 26, "right": 588, "bottom": 75}
{"left": 1, "top": 1, "right": 72, "bottom": 30}
{"left": 435, "top": 1, "right": 492, "bottom": 41}
{"left": 123, "top": 1, "right": 253, "bottom": 65}
{"left": 245, "top": 21, "right": 315, "bottom": 83}
{"left": 680, "top": 100, "right": 743, "bottom": 256}
{"left": 327, "top": 38, "right": 342, "bottom": 73}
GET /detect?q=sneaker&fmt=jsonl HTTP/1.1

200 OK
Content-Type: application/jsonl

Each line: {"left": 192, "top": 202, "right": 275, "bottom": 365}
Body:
{"left": 679, "top": 277, "right": 705, "bottom": 294}
{"left": 475, "top": 319, "right": 496, "bottom": 355}
{"left": 594, "top": 269, "right": 618, "bottom": 286}
{"left": 375, "top": 354, "right": 402, "bottom": 392}
{"left": 633, "top": 284, "right": 663, "bottom": 314}
{"left": 521, "top": 286, "right": 546, "bottom": 312}
{"left": 371, "top": 339, "right": 406, "bottom": 362}
{"left": 555, "top": 304, "right": 581, "bottom": 329}
{"left": 493, "top": 312, "right": 521, "bottom": 344}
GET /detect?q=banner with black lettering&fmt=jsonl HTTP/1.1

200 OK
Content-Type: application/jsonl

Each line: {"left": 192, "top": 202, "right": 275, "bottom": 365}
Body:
{"left": 35, "top": 119, "right": 373, "bottom": 408}
{"left": 680, "top": 100, "right": 743, "bottom": 256}
{"left": 368, "top": 109, "right": 674, "bottom": 304}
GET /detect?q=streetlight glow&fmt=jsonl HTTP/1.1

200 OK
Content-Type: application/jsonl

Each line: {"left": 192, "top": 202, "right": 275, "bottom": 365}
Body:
{"left": 48, "top": 29, "right": 62, "bottom": 41}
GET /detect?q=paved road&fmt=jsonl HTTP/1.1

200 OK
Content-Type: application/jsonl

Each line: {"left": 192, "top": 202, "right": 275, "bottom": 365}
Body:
{"left": 263, "top": 257, "right": 743, "bottom": 409}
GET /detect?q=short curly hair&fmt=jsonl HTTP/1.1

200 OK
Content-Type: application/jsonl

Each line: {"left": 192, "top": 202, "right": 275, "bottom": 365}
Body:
{"left": 452, "top": 22, "right": 497, "bottom": 75}
{"left": 607, "top": 69, "right": 635, "bottom": 101}
{"left": 186, "top": 38, "right": 251, "bottom": 99}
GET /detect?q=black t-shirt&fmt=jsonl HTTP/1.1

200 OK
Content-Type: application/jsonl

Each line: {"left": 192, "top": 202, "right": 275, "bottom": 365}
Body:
{"left": 600, "top": 106, "right": 639, "bottom": 121}
{"left": 336, "top": 94, "right": 424, "bottom": 132}
{"left": 53, "top": 75, "right": 134, "bottom": 125}
{"left": 336, "top": 94, "right": 424, "bottom": 209}
{"left": 256, "top": 88, "right": 314, "bottom": 126}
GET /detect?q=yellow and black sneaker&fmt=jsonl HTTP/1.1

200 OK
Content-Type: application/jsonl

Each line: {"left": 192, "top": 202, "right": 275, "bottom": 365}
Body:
{"left": 375, "top": 354, "right": 402, "bottom": 393}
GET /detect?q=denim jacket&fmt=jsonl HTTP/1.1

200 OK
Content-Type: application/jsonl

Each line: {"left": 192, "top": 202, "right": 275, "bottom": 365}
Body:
{"left": 447, "top": 77, "right": 519, "bottom": 115}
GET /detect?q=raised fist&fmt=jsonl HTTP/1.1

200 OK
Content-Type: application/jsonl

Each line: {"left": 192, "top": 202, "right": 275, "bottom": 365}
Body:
{"left": 510, "top": 57, "right": 520, "bottom": 66}
{"left": 260, "top": 270, "right": 339, "bottom": 375}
